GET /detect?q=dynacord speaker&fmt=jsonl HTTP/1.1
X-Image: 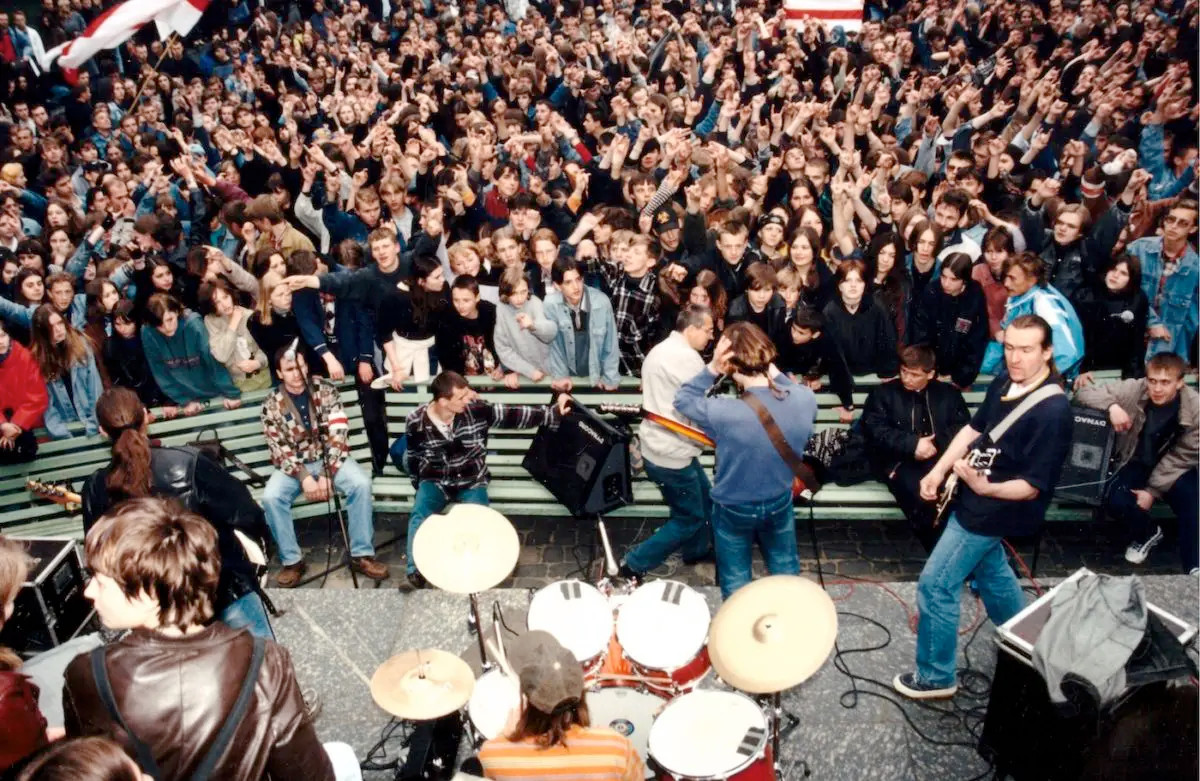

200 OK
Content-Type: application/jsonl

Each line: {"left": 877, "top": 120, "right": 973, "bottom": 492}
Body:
{"left": 0, "top": 538, "right": 93, "bottom": 656}
{"left": 523, "top": 403, "right": 633, "bottom": 517}
{"left": 1053, "top": 405, "right": 1115, "bottom": 505}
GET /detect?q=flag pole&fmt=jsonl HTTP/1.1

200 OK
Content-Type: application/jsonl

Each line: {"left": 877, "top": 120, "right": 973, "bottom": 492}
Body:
{"left": 129, "top": 31, "right": 178, "bottom": 108}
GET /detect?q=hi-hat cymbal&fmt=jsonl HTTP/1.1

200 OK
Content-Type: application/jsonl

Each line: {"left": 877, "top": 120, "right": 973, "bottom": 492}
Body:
{"left": 412, "top": 504, "right": 520, "bottom": 593}
{"left": 708, "top": 575, "right": 837, "bottom": 694}
{"left": 370, "top": 648, "right": 475, "bottom": 720}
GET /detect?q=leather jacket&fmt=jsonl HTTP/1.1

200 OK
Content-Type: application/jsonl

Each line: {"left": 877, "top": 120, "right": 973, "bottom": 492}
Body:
{"left": 861, "top": 379, "right": 972, "bottom": 476}
{"left": 81, "top": 446, "right": 268, "bottom": 612}
{"left": 63, "top": 624, "right": 333, "bottom": 781}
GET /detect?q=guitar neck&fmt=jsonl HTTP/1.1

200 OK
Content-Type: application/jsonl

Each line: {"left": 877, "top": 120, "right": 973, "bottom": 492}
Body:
{"left": 598, "top": 404, "right": 714, "bottom": 449}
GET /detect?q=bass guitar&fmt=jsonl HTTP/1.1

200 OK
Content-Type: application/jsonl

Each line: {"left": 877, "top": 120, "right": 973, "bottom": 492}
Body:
{"left": 934, "top": 447, "right": 999, "bottom": 522}
{"left": 26, "top": 479, "right": 83, "bottom": 512}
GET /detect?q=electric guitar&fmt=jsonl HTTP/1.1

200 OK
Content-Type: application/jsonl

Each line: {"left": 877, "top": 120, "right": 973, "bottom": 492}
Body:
{"left": 26, "top": 480, "right": 83, "bottom": 512}
{"left": 597, "top": 403, "right": 715, "bottom": 448}
{"left": 598, "top": 404, "right": 813, "bottom": 498}
{"left": 934, "top": 447, "right": 999, "bottom": 522}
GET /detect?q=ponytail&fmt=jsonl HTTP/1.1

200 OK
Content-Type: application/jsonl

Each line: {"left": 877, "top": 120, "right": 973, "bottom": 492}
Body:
{"left": 95, "top": 388, "right": 152, "bottom": 499}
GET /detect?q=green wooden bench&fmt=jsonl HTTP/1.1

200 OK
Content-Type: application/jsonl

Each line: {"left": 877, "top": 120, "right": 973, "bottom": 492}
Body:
{"left": 0, "top": 370, "right": 1182, "bottom": 543}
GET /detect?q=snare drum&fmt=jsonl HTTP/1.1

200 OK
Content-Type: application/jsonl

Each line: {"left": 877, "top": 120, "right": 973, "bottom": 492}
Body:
{"left": 617, "top": 580, "right": 711, "bottom": 695}
{"left": 587, "top": 683, "right": 666, "bottom": 779}
{"left": 465, "top": 669, "right": 521, "bottom": 746}
{"left": 528, "top": 580, "right": 613, "bottom": 675}
{"left": 649, "top": 690, "right": 774, "bottom": 781}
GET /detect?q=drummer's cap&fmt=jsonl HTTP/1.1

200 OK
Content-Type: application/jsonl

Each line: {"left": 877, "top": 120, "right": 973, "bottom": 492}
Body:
{"left": 507, "top": 630, "right": 584, "bottom": 713}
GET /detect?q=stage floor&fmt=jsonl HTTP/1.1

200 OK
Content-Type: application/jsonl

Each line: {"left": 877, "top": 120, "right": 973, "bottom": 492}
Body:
{"left": 270, "top": 574, "right": 1199, "bottom": 781}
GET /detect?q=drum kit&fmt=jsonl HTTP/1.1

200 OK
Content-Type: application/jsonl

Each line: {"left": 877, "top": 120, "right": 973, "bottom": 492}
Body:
{"left": 368, "top": 505, "right": 838, "bottom": 780}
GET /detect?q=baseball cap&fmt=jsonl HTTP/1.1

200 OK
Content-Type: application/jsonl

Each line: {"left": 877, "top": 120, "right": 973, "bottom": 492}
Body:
{"left": 652, "top": 208, "right": 680, "bottom": 235}
{"left": 506, "top": 630, "right": 584, "bottom": 713}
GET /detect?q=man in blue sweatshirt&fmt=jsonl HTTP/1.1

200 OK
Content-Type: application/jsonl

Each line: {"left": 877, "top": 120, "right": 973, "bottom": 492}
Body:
{"left": 675, "top": 322, "right": 817, "bottom": 598}
{"left": 141, "top": 293, "right": 242, "bottom": 413}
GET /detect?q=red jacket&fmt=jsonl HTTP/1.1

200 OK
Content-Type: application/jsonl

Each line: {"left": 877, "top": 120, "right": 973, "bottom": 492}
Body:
{"left": 0, "top": 669, "right": 48, "bottom": 773}
{"left": 0, "top": 342, "right": 48, "bottom": 431}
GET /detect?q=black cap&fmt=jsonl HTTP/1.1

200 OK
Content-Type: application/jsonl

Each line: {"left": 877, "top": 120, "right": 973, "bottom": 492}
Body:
{"left": 652, "top": 208, "right": 679, "bottom": 234}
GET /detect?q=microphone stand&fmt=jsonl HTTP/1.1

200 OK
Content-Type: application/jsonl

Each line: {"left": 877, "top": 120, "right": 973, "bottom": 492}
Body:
{"left": 296, "top": 355, "right": 359, "bottom": 589}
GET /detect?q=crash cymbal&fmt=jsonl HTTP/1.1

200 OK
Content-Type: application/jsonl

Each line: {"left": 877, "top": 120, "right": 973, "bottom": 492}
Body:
{"left": 412, "top": 504, "right": 521, "bottom": 593}
{"left": 708, "top": 575, "right": 837, "bottom": 694}
{"left": 370, "top": 648, "right": 475, "bottom": 720}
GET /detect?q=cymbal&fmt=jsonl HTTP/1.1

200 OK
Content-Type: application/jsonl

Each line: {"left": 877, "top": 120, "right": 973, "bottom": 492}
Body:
{"left": 708, "top": 575, "right": 837, "bottom": 694}
{"left": 412, "top": 504, "right": 520, "bottom": 593}
{"left": 370, "top": 648, "right": 475, "bottom": 720}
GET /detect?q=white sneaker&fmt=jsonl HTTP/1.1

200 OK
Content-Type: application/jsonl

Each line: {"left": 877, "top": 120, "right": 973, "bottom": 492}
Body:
{"left": 1125, "top": 526, "right": 1164, "bottom": 564}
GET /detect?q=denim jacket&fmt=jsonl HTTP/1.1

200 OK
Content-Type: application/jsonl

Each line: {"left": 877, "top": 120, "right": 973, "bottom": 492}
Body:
{"left": 43, "top": 350, "right": 103, "bottom": 439}
{"left": 544, "top": 287, "right": 621, "bottom": 387}
{"left": 1126, "top": 236, "right": 1199, "bottom": 361}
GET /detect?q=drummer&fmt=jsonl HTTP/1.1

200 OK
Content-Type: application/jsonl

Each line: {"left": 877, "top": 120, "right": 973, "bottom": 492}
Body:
{"left": 477, "top": 631, "right": 643, "bottom": 780}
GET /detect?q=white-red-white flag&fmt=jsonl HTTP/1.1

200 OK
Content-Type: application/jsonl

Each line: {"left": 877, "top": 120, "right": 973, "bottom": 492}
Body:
{"left": 783, "top": 0, "right": 864, "bottom": 32}
{"left": 42, "top": 0, "right": 206, "bottom": 70}
{"left": 154, "top": 0, "right": 210, "bottom": 39}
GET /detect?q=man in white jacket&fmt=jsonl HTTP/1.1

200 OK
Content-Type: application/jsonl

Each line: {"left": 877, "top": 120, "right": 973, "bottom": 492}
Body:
{"left": 618, "top": 305, "right": 716, "bottom": 580}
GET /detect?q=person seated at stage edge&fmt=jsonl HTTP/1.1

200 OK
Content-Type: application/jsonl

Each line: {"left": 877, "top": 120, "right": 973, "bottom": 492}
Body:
{"left": 1075, "top": 352, "right": 1199, "bottom": 572}
{"left": 260, "top": 346, "right": 389, "bottom": 587}
{"left": 400, "top": 370, "right": 571, "bottom": 590}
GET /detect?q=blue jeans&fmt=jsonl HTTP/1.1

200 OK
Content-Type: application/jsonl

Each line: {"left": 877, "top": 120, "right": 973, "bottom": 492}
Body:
{"left": 915, "top": 515, "right": 1026, "bottom": 687}
{"left": 406, "top": 481, "right": 490, "bottom": 575}
{"left": 625, "top": 458, "right": 713, "bottom": 573}
{"left": 220, "top": 591, "right": 275, "bottom": 640}
{"left": 262, "top": 459, "right": 376, "bottom": 566}
{"left": 711, "top": 491, "right": 799, "bottom": 599}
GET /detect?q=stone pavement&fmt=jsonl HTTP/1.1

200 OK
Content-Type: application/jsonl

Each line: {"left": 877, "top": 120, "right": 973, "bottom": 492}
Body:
{"left": 282, "top": 511, "right": 1188, "bottom": 590}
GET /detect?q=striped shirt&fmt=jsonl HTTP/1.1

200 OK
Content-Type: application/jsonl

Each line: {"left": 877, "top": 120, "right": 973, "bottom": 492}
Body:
{"left": 478, "top": 725, "right": 643, "bottom": 780}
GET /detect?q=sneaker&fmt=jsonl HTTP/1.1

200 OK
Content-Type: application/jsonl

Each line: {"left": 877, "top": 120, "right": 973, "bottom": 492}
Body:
{"left": 1125, "top": 527, "right": 1164, "bottom": 564}
{"left": 893, "top": 672, "right": 957, "bottom": 700}
{"left": 351, "top": 556, "right": 390, "bottom": 580}
{"left": 1191, "top": 567, "right": 1199, "bottom": 576}
{"left": 275, "top": 560, "right": 307, "bottom": 588}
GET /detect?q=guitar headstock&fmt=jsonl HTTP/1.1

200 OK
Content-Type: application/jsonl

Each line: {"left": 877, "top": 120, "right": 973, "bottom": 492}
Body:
{"left": 26, "top": 479, "right": 83, "bottom": 510}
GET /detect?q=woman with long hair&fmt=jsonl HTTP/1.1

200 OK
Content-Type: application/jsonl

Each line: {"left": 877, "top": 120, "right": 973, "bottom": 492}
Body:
{"left": 905, "top": 220, "right": 943, "bottom": 300}
{"left": 29, "top": 305, "right": 102, "bottom": 439}
{"left": 81, "top": 387, "right": 273, "bottom": 640}
{"left": 199, "top": 280, "right": 271, "bottom": 392}
{"left": 82, "top": 278, "right": 121, "bottom": 389}
{"left": 974, "top": 227, "right": 1015, "bottom": 340}
{"left": 780, "top": 226, "right": 832, "bottom": 312}
{"left": 0, "top": 537, "right": 51, "bottom": 775}
{"left": 822, "top": 261, "right": 899, "bottom": 378}
{"left": 1071, "top": 254, "right": 1149, "bottom": 382}
{"left": 495, "top": 267, "right": 557, "bottom": 384}
{"left": 378, "top": 255, "right": 448, "bottom": 389}
{"left": 866, "top": 232, "right": 911, "bottom": 343}
{"left": 0, "top": 269, "right": 45, "bottom": 345}
{"left": 248, "top": 272, "right": 314, "bottom": 385}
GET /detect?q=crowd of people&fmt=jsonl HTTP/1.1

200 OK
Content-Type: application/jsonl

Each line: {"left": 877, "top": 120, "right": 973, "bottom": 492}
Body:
{"left": 0, "top": 0, "right": 1199, "bottom": 774}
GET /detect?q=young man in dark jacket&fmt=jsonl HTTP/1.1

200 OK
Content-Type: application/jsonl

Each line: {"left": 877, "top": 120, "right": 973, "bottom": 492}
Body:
{"left": 64, "top": 498, "right": 347, "bottom": 780}
{"left": 907, "top": 253, "right": 990, "bottom": 389}
{"left": 861, "top": 345, "right": 971, "bottom": 552}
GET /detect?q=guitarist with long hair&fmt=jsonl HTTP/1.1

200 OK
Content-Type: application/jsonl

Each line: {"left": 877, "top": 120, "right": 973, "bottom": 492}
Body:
{"left": 80, "top": 387, "right": 275, "bottom": 640}
{"left": 894, "top": 314, "right": 1072, "bottom": 701}
{"left": 616, "top": 305, "right": 716, "bottom": 582}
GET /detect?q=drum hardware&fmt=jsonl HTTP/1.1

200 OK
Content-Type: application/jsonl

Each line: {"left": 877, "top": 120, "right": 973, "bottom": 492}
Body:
{"left": 369, "top": 648, "right": 476, "bottom": 722}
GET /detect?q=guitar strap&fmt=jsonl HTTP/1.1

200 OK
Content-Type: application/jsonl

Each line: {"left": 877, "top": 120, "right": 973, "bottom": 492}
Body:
{"left": 983, "top": 383, "right": 1064, "bottom": 446}
{"left": 741, "top": 393, "right": 823, "bottom": 493}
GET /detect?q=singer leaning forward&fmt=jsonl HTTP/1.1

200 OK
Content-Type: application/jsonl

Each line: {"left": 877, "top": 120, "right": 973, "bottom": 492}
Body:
{"left": 671, "top": 322, "right": 818, "bottom": 599}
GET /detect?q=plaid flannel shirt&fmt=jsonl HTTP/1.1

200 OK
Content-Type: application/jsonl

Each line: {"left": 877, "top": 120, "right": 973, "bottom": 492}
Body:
{"left": 612, "top": 271, "right": 660, "bottom": 376}
{"left": 404, "top": 399, "right": 558, "bottom": 489}
{"left": 260, "top": 379, "right": 351, "bottom": 479}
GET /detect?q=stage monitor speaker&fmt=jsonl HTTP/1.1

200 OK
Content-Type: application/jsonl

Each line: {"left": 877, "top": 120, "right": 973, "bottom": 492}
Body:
{"left": 0, "top": 539, "right": 93, "bottom": 656}
{"left": 523, "top": 403, "right": 632, "bottom": 517}
{"left": 1054, "top": 405, "right": 1115, "bottom": 505}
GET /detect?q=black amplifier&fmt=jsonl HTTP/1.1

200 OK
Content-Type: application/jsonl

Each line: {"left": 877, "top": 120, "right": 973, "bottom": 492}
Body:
{"left": 0, "top": 538, "right": 93, "bottom": 655}
{"left": 1053, "top": 405, "right": 1116, "bottom": 505}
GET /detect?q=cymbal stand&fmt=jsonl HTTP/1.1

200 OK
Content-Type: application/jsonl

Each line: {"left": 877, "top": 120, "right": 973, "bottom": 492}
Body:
{"left": 766, "top": 692, "right": 807, "bottom": 780}
{"left": 468, "top": 592, "right": 492, "bottom": 671}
